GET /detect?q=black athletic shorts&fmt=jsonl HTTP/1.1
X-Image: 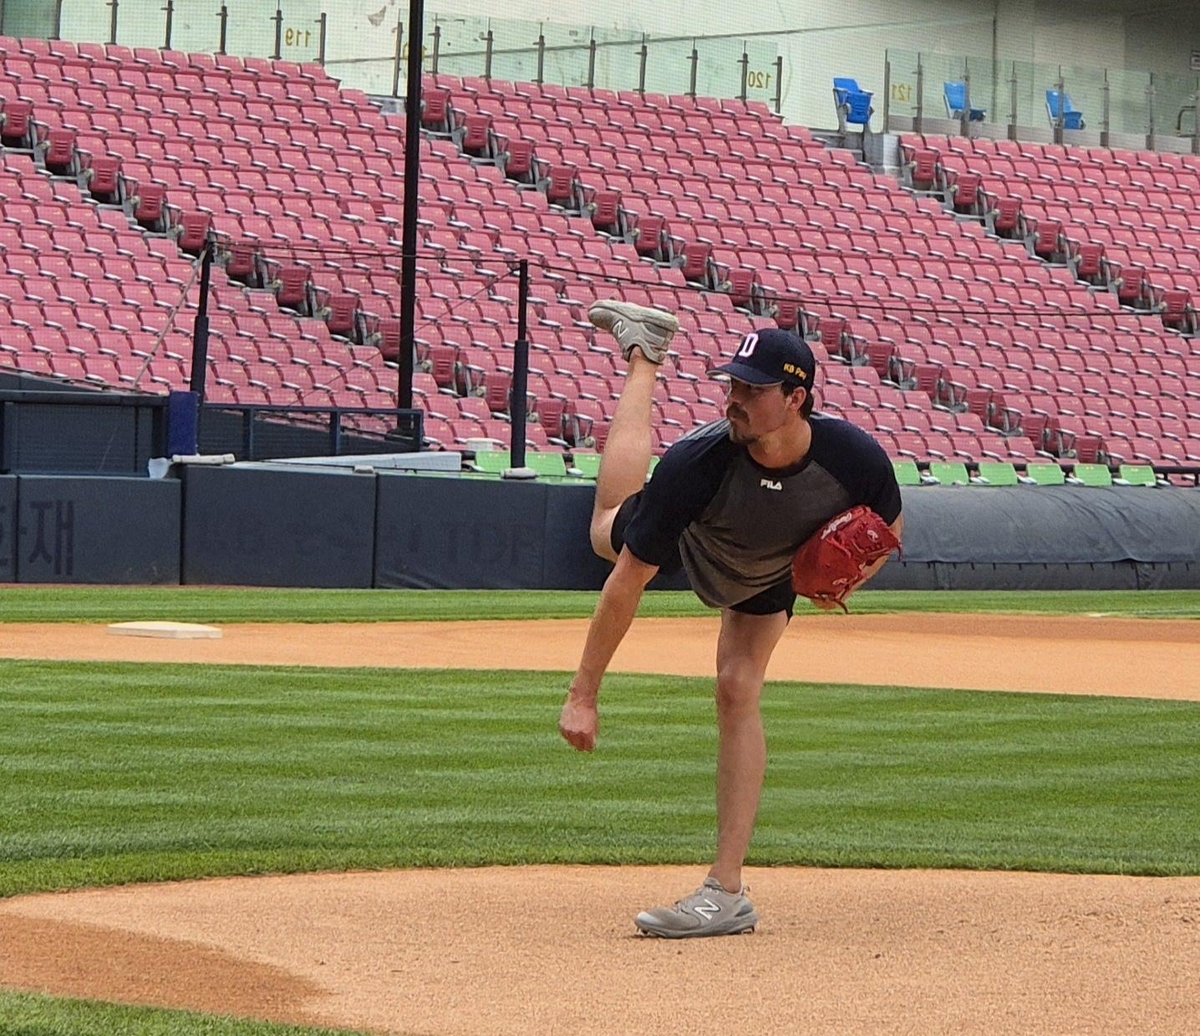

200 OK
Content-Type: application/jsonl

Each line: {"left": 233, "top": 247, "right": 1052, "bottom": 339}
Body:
{"left": 610, "top": 492, "right": 796, "bottom": 618}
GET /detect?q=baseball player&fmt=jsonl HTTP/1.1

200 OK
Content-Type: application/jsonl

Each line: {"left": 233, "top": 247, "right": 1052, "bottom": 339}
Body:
{"left": 558, "top": 300, "right": 903, "bottom": 938}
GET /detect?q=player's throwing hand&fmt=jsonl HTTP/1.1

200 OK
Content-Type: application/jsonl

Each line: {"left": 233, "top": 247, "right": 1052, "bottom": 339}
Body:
{"left": 559, "top": 692, "right": 599, "bottom": 752}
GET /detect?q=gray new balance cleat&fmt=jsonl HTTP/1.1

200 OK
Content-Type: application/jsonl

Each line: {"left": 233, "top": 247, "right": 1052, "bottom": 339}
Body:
{"left": 587, "top": 299, "right": 679, "bottom": 365}
{"left": 635, "top": 878, "right": 759, "bottom": 939}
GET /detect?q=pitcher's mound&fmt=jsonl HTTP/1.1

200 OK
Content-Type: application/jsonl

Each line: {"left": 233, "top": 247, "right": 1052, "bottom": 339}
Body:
{"left": 3, "top": 865, "right": 1200, "bottom": 1036}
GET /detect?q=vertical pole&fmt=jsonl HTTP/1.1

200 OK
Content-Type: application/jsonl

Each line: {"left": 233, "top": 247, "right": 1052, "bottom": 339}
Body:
{"left": 638, "top": 35, "right": 648, "bottom": 94}
{"left": 913, "top": 55, "right": 924, "bottom": 134}
{"left": 431, "top": 22, "right": 441, "bottom": 75}
{"left": 217, "top": 4, "right": 228, "bottom": 55}
{"left": 991, "top": 12, "right": 999, "bottom": 120}
{"left": 882, "top": 54, "right": 891, "bottom": 128}
{"left": 960, "top": 69, "right": 971, "bottom": 137}
{"left": 688, "top": 40, "right": 698, "bottom": 98}
{"left": 484, "top": 28, "right": 493, "bottom": 79}
{"left": 509, "top": 261, "right": 530, "bottom": 472}
{"left": 163, "top": 0, "right": 174, "bottom": 49}
{"left": 1100, "top": 69, "right": 1110, "bottom": 148}
{"left": 329, "top": 412, "right": 341, "bottom": 456}
{"left": 391, "top": 20, "right": 403, "bottom": 98}
{"left": 587, "top": 35, "right": 597, "bottom": 89}
{"left": 536, "top": 26, "right": 546, "bottom": 85}
{"left": 189, "top": 242, "right": 215, "bottom": 399}
{"left": 272, "top": 4, "right": 283, "bottom": 60}
{"left": 397, "top": 0, "right": 425, "bottom": 411}
{"left": 1008, "top": 62, "right": 1018, "bottom": 141}
{"left": 1054, "top": 68, "right": 1065, "bottom": 145}
{"left": 773, "top": 54, "right": 783, "bottom": 114}
{"left": 242, "top": 411, "right": 254, "bottom": 462}
{"left": 1192, "top": 79, "right": 1200, "bottom": 156}
{"left": 109, "top": 0, "right": 118, "bottom": 45}
{"left": 738, "top": 48, "right": 749, "bottom": 103}
{"left": 1146, "top": 73, "right": 1156, "bottom": 151}
{"left": 317, "top": 12, "right": 327, "bottom": 66}
{"left": 53, "top": 0, "right": 64, "bottom": 39}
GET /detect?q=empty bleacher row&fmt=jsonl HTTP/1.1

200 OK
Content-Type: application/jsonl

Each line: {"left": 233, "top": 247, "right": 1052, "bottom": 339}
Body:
{"left": 441, "top": 75, "right": 1200, "bottom": 467}
{"left": 904, "top": 135, "right": 1199, "bottom": 317}
{"left": 433, "top": 77, "right": 1057, "bottom": 463}
{"left": 0, "top": 34, "right": 1197, "bottom": 470}
{"left": 0, "top": 37, "right": 776, "bottom": 453}
{"left": 899, "top": 134, "right": 1200, "bottom": 467}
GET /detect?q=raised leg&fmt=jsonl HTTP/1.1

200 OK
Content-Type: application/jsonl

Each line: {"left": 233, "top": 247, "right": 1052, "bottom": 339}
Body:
{"left": 585, "top": 301, "right": 679, "bottom": 561}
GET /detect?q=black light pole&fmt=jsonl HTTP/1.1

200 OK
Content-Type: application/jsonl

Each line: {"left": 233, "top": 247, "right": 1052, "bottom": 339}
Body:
{"left": 189, "top": 241, "right": 215, "bottom": 398}
{"left": 397, "top": 0, "right": 425, "bottom": 411}
{"left": 501, "top": 260, "right": 535, "bottom": 479}
{"left": 510, "top": 260, "right": 529, "bottom": 470}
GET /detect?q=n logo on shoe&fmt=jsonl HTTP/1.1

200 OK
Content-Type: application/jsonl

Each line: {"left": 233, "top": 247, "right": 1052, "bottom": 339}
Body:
{"left": 692, "top": 898, "right": 721, "bottom": 920}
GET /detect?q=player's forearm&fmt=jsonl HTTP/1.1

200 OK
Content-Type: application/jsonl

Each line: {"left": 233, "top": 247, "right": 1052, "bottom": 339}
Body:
{"left": 570, "top": 559, "right": 653, "bottom": 701}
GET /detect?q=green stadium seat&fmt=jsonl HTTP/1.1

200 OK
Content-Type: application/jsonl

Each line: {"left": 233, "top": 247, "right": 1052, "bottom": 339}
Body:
{"left": 975, "top": 461, "right": 1019, "bottom": 486}
{"left": 471, "top": 450, "right": 568, "bottom": 478}
{"left": 525, "top": 452, "right": 569, "bottom": 478}
{"left": 892, "top": 459, "right": 922, "bottom": 487}
{"left": 471, "top": 450, "right": 510, "bottom": 474}
{"left": 568, "top": 453, "right": 602, "bottom": 479}
{"left": 1072, "top": 463, "right": 1113, "bottom": 487}
{"left": 1025, "top": 462, "right": 1066, "bottom": 486}
{"left": 929, "top": 461, "right": 970, "bottom": 485}
{"left": 564, "top": 453, "right": 659, "bottom": 482}
{"left": 1118, "top": 464, "right": 1157, "bottom": 487}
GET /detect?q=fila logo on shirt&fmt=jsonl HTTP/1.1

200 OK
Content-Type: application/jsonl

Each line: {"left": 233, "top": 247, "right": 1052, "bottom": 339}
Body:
{"left": 760, "top": 478, "right": 783, "bottom": 491}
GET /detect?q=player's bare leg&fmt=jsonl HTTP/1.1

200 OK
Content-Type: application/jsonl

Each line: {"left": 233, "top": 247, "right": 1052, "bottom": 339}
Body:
{"left": 633, "top": 612, "right": 784, "bottom": 939}
{"left": 709, "top": 608, "right": 789, "bottom": 894}
{"left": 585, "top": 301, "right": 679, "bottom": 562}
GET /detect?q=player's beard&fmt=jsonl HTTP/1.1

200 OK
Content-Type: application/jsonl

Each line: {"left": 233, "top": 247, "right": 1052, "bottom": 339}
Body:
{"left": 726, "top": 410, "right": 756, "bottom": 445}
{"left": 727, "top": 425, "right": 756, "bottom": 445}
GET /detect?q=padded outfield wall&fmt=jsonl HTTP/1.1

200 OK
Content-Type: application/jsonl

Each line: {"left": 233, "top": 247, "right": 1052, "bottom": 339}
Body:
{"left": 0, "top": 466, "right": 1197, "bottom": 590}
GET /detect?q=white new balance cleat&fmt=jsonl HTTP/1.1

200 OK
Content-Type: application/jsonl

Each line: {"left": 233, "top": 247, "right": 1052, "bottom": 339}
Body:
{"left": 635, "top": 877, "right": 759, "bottom": 939}
{"left": 587, "top": 299, "right": 679, "bottom": 365}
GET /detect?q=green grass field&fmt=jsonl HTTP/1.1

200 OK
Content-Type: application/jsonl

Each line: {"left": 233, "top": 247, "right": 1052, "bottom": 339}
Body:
{"left": 0, "top": 586, "right": 1198, "bottom": 623}
{"left": 1, "top": 588, "right": 1198, "bottom": 1036}
{"left": 0, "top": 992, "right": 371, "bottom": 1036}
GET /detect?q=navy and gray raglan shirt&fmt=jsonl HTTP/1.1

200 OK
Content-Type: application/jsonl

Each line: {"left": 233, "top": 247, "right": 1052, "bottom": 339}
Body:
{"left": 622, "top": 413, "right": 903, "bottom": 609}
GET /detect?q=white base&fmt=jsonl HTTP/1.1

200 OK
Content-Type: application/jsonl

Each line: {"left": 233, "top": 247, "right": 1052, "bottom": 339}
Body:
{"left": 107, "top": 621, "right": 223, "bottom": 640}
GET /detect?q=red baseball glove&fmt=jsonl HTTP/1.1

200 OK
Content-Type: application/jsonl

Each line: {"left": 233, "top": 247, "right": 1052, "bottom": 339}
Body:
{"left": 791, "top": 506, "right": 901, "bottom": 612}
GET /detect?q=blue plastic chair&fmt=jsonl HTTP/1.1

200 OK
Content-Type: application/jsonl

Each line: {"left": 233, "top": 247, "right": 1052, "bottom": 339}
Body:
{"left": 833, "top": 77, "right": 874, "bottom": 127}
{"left": 1046, "top": 90, "right": 1085, "bottom": 130}
{"left": 944, "top": 81, "right": 985, "bottom": 122}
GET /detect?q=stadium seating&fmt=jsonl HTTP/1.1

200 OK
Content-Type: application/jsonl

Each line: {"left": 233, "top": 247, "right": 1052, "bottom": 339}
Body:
{"left": 832, "top": 78, "right": 874, "bottom": 130}
{"left": 897, "top": 133, "right": 1200, "bottom": 469}
{"left": 944, "top": 82, "right": 985, "bottom": 123}
{"left": 1045, "top": 90, "right": 1085, "bottom": 131}
{"left": 0, "top": 36, "right": 1197, "bottom": 476}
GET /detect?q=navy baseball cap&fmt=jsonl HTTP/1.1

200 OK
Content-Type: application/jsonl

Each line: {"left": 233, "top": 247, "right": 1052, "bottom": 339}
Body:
{"left": 709, "top": 329, "right": 817, "bottom": 387}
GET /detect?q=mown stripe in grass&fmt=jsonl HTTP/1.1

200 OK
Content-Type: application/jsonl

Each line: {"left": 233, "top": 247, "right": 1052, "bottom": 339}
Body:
{"left": 2, "top": 661, "right": 1199, "bottom": 897}
{"left": 0, "top": 587, "right": 1197, "bottom": 624}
